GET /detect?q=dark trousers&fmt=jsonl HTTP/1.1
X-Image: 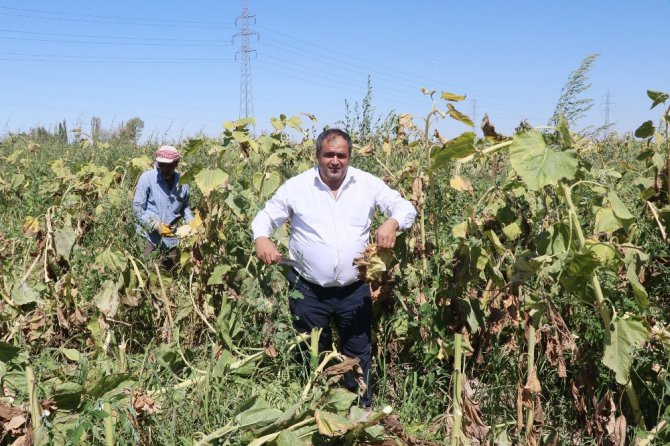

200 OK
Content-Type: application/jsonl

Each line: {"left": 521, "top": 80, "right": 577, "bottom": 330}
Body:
{"left": 287, "top": 269, "right": 372, "bottom": 407}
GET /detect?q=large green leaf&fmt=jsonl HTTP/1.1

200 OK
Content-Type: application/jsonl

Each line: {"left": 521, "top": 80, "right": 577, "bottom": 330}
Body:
{"left": 94, "top": 280, "right": 120, "bottom": 317}
{"left": 314, "top": 410, "right": 353, "bottom": 437}
{"left": 608, "top": 191, "right": 635, "bottom": 222}
{"left": 51, "top": 382, "right": 85, "bottom": 410}
{"left": 55, "top": 227, "right": 76, "bottom": 261}
{"left": 593, "top": 206, "right": 622, "bottom": 234}
{"left": 0, "top": 342, "right": 21, "bottom": 362}
{"left": 561, "top": 248, "right": 600, "bottom": 292}
{"left": 431, "top": 132, "right": 476, "bottom": 171}
{"left": 207, "top": 264, "right": 232, "bottom": 286}
{"left": 584, "top": 240, "right": 619, "bottom": 268}
{"left": 235, "top": 396, "right": 283, "bottom": 430}
{"left": 321, "top": 388, "right": 358, "bottom": 412}
{"left": 252, "top": 171, "right": 281, "bottom": 198}
{"left": 509, "top": 131, "right": 577, "bottom": 190}
{"left": 276, "top": 430, "right": 305, "bottom": 446}
{"left": 511, "top": 251, "right": 543, "bottom": 285}
{"left": 626, "top": 264, "right": 649, "bottom": 310}
{"left": 635, "top": 120, "right": 655, "bottom": 139}
{"left": 94, "top": 248, "right": 127, "bottom": 273}
{"left": 536, "top": 222, "right": 570, "bottom": 256}
{"left": 603, "top": 315, "right": 649, "bottom": 385}
{"left": 11, "top": 281, "right": 40, "bottom": 306}
{"left": 648, "top": 90, "right": 669, "bottom": 109}
{"left": 85, "top": 372, "right": 133, "bottom": 398}
{"left": 238, "top": 407, "right": 283, "bottom": 429}
{"left": 194, "top": 168, "right": 229, "bottom": 197}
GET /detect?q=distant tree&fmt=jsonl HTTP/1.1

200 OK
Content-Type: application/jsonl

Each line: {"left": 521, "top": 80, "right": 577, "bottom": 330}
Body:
{"left": 91, "top": 117, "right": 101, "bottom": 141}
{"left": 28, "top": 126, "right": 51, "bottom": 141}
{"left": 119, "top": 117, "right": 144, "bottom": 144}
{"left": 57, "top": 119, "right": 68, "bottom": 144}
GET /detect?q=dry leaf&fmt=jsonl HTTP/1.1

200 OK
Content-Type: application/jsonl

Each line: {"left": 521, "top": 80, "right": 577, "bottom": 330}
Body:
{"left": 450, "top": 176, "right": 474, "bottom": 193}
{"left": 481, "top": 114, "right": 506, "bottom": 142}
{"left": 462, "top": 376, "right": 490, "bottom": 445}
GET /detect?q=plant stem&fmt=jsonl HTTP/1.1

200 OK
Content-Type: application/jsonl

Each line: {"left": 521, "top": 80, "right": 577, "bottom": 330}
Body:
{"left": 118, "top": 341, "right": 127, "bottom": 373}
{"left": 103, "top": 401, "right": 114, "bottom": 446}
{"left": 560, "top": 182, "right": 646, "bottom": 429}
{"left": 194, "top": 423, "right": 238, "bottom": 446}
{"left": 302, "top": 350, "right": 340, "bottom": 400}
{"left": 525, "top": 323, "right": 536, "bottom": 441}
{"left": 26, "top": 366, "right": 41, "bottom": 430}
{"left": 636, "top": 419, "right": 668, "bottom": 446}
{"left": 310, "top": 327, "right": 322, "bottom": 371}
{"left": 560, "top": 183, "right": 610, "bottom": 326}
{"left": 450, "top": 333, "right": 463, "bottom": 446}
{"left": 247, "top": 417, "right": 316, "bottom": 446}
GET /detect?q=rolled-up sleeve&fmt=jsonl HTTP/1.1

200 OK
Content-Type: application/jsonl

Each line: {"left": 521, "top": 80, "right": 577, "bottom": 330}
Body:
{"left": 373, "top": 178, "right": 417, "bottom": 230}
{"left": 132, "top": 173, "right": 159, "bottom": 231}
{"left": 251, "top": 184, "right": 291, "bottom": 240}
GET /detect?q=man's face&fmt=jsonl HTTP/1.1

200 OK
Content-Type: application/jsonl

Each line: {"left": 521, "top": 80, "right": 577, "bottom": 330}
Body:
{"left": 157, "top": 161, "right": 178, "bottom": 179}
{"left": 316, "top": 136, "right": 350, "bottom": 189}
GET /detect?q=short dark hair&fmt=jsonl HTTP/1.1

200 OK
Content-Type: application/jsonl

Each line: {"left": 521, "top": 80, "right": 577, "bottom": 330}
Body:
{"left": 315, "top": 128, "right": 352, "bottom": 156}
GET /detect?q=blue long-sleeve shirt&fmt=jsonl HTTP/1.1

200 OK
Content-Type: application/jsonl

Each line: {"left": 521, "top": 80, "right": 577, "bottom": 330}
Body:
{"left": 132, "top": 168, "right": 193, "bottom": 249}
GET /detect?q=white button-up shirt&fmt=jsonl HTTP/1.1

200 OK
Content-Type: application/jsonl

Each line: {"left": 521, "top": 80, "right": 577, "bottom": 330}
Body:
{"left": 252, "top": 166, "right": 417, "bottom": 287}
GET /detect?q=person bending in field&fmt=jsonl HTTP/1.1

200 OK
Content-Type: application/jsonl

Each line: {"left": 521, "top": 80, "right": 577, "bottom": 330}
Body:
{"left": 133, "top": 145, "right": 193, "bottom": 270}
{"left": 251, "top": 128, "right": 416, "bottom": 407}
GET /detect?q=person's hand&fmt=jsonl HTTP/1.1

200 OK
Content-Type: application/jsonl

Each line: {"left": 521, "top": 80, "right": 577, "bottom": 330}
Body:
{"left": 255, "top": 237, "right": 282, "bottom": 265}
{"left": 375, "top": 218, "right": 399, "bottom": 249}
{"left": 155, "top": 222, "right": 175, "bottom": 237}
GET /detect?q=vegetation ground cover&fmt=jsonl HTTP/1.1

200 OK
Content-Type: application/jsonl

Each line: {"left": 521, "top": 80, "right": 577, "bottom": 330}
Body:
{"left": 1, "top": 82, "right": 670, "bottom": 445}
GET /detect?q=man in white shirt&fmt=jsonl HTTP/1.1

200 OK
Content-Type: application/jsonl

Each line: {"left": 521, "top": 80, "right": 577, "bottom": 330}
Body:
{"left": 252, "top": 128, "right": 416, "bottom": 406}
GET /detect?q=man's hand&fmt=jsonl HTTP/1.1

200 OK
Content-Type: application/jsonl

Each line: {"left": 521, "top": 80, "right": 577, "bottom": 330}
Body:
{"left": 375, "top": 218, "right": 399, "bottom": 249}
{"left": 255, "top": 236, "right": 282, "bottom": 265}
{"left": 155, "top": 222, "right": 175, "bottom": 237}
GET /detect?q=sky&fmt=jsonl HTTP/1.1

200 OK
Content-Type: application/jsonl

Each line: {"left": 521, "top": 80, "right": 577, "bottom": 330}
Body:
{"left": 1, "top": 1, "right": 669, "bottom": 143}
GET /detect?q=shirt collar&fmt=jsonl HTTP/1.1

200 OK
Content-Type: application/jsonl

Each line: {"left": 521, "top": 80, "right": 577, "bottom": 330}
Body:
{"left": 313, "top": 166, "right": 356, "bottom": 190}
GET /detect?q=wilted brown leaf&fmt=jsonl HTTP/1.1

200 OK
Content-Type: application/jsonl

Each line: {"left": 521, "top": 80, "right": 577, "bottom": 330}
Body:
{"left": 383, "top": 415, "right": 441, "bottom": 446}
{"left": 517, "top": 368, "right": 542, "bottom": 432}
{"left": 544, "top": 305, "right": 578, "bottom": 378}
{"left": 595, "top": 391, "right": 617, "bottom": 444}
{"left": 3, "top": 414, "right": 26, "bottom": 434}
{"left": 0, "top": 402, "right": 23, "bottom": 421}
{"left": 357, "top": 144, "right": 373, "bottom": 156}
{"left": 481, "top": 114, "right": 506, "bottom": 142}
{"left": 130, "top": 391, "right": 162, "bottom": 417}
{"left": 353, "top": 245, "right": 394, "bottom": 283}
{"left": 449, "top": 176, "right": 474, "bottom": 193}
{"left": 411, "top": 177, "right": 424, "bottom": 206}
{"left": 324, "top": 357, "right": 360, "bottom": 376}
{"left": 433, "top": 129, "right": 448, "bottom": 145}
{"left": 22, "top": 217, "right": 40, "bottom": 237}
{"left": 462, "top": 376, "right": 490, "bottom": 445}
{"left": 612, "top": 415, "right": 626, "bottom": 446}
{"left": 264, "top": 343, "right": 278, "bottom": 358}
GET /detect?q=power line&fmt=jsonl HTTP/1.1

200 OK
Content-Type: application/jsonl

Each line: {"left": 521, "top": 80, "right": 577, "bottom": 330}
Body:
{"left": 0, "top": 52, "right": 236, "bottom": 63}
{"left": 0, "top": 28, "right": 231, "bottom": 43}
{"left": 0, "top": 6, "right": 232, "bottom": 28}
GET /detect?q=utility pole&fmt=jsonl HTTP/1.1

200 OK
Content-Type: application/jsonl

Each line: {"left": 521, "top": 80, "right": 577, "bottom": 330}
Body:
{"left": 601, "top": 91, "right": 615, "bottom": 135}
{"left": 233, "top": 0, "right": 258, "bottom": 119}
